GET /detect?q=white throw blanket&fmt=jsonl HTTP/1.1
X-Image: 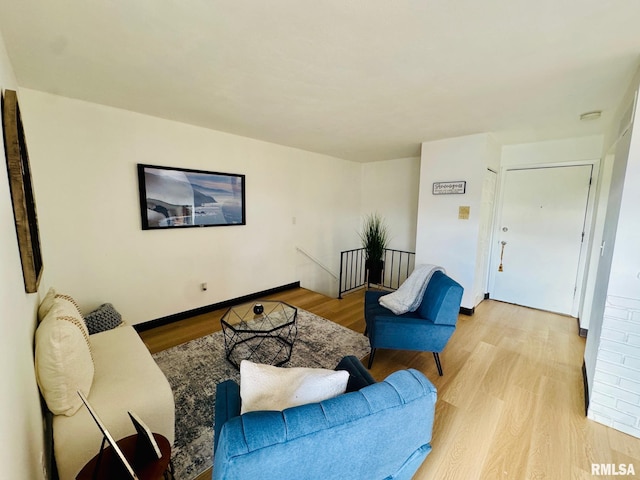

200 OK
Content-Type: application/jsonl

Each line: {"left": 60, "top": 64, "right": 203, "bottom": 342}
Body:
{"left": 379, "top": 264, "right": 445, "bottom": 315}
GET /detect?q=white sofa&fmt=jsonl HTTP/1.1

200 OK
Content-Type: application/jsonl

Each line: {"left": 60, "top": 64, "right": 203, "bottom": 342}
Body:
{"left": 34, "top": 290, "right": 175, "bottom": 480}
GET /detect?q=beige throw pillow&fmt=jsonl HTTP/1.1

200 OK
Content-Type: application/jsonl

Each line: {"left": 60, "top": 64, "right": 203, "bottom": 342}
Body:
{"left": 35, "top": 298, "right": 94, "bottom": 416}
{"left": 240, "top": 360, "right": 349, "bottom": 414}
{"left": 54, "top": 294, "right": 91, "bottom": 341}
{"left": 37, "top": 287, "right": 57, "bottom": 323}
{"left": 38, "top": 289, "right": 89, "bottom": 339}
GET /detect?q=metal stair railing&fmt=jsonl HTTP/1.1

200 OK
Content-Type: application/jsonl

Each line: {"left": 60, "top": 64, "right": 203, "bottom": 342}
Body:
{"left": 338, "top": 248, "right": 415, "bottom": 298}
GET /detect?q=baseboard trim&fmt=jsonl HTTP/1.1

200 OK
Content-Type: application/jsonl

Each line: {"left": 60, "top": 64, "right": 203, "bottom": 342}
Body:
{"left": 460, "top": 306, "right": 474, "bottom": 316}
{"left": 134, "top": 281, "right": 301, "bottom": 332}
{"left": 577, "top": 317, "right": 588, "bottom": 338}
{"left": 582, "top": 361, "right": 589, "bottom": 416}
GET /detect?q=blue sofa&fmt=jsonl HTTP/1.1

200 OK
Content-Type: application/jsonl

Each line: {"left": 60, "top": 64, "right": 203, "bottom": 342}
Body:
{"left": 213, "top": 356, "right": 437, "bottom": 480}
{"left": 365, "top": 270, "right": 464, "bottom": 374}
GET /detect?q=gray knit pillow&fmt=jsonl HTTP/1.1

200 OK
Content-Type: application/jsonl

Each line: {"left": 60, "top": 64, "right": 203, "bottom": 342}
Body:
{"left": 84, "top": 303, "right": 122, "bottom": 335}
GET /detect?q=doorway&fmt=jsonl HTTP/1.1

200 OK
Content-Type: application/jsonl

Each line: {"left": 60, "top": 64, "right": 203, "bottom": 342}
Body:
{"left": 474, "top": 168, "right": 498, "bottom": 305}
{"left": 490, "top": 164, "right": 593, "bottom": 316}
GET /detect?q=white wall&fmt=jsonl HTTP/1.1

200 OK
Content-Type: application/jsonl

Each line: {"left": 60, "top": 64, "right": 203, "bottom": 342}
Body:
{"left": 360, "top": 156, "right": 420, "bottom": 251}
{"left": 585, "top": 67, "right": 640, "bottom": 438}
{"left": 20, "top": 89, "right": 362, "bottom": 323}
{"left": 584, "top": 72, "right": 640, "bottom": 399}
{"left": 415, "top": 133, "right": 500, "bottom": 310}
{"left": 0, "top": 32, "right": 48, "bottom": 480}
{"left": 293, "top": 152, "right": 363, "bottom": 296}
{"left": 501, "top": 135, "right": 604, "bottom": 167}
{"left": 588, "top": 117, "right": 640, "bottom": 438}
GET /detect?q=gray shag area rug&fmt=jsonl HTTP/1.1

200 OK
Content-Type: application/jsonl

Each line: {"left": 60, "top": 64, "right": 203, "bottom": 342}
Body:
{"left": 152, "top": 308, "right": 371, "bottom": 479}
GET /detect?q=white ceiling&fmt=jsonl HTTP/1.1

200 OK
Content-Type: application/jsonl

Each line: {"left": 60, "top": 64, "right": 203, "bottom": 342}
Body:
{"left": 1, "top": 1, "right": 640, "bottom": 162}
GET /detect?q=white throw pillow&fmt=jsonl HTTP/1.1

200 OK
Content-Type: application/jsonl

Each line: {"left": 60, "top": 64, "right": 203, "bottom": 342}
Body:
{"left": 239, "top": 360, "right": 349, "bottom": 414}
{"left": 35, "top": 301, "right": 95, "bottom": 416}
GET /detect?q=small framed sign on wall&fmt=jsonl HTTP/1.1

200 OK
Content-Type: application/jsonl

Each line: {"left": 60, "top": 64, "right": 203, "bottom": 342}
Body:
{"left": 432, "top": 181, "right": 466, "bottom": 195}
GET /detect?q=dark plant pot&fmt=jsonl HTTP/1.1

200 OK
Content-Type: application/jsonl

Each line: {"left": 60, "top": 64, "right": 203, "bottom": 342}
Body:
{"left": 366, "top": 259, "right": 384, "bottom": 285}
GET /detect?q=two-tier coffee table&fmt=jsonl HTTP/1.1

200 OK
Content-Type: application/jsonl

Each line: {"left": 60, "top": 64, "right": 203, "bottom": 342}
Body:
{"left": 221, "top": 301, "right": 298, "bottom": 368}
{"left": 76, "top": 433, "right": 173, "bottom": 480}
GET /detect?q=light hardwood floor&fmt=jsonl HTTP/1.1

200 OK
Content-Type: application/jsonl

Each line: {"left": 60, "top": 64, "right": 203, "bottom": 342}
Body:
{"left": 139, "top": 287, "right": 640, "bottom": 480}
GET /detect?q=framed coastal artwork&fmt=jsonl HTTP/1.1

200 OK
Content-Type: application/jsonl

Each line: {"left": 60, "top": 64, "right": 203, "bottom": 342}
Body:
{"left": 137, "top": 164, "right": 246, "bottom": 230}
{"left": 2, "top": 89, "right": 43, "bottom": 293}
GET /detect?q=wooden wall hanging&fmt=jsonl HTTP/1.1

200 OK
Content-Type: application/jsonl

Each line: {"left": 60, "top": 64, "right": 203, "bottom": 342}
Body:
{"left": 2, "top": 89, "right": 43, "bottom": 293}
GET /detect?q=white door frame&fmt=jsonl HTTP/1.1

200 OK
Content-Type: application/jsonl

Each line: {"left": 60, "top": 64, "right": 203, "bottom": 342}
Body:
{"left": 488, "top": 159, "right": 601, "bottom": 318}
{"left": 479, "top": 168, "right": 498, "bottom": 304}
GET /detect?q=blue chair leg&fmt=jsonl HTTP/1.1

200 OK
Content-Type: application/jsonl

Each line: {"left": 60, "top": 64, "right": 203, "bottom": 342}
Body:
{"left": 367, "top": 348, "right": 376, "bottom": 369}
{"left": 433, "top": 352, "right": 443, "bottom": 376}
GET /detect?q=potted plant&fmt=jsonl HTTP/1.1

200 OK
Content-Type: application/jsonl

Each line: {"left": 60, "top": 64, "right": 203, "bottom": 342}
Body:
{"left": 359, "top": 213, "right": 389, "bottom": 284}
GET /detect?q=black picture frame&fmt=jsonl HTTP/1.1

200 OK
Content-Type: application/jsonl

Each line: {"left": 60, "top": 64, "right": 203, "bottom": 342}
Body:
{"left": 137, "top": 164, "right": 246, "bottom": 230}
{"left": 2, "top": 89, "right": 43, "bottom": 293}
{"left": 432, "top": 181, "right": 466, "bottom": 195}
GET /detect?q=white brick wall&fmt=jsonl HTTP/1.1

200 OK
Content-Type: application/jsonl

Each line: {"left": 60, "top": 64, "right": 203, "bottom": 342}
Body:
{"left": 588, "top": 295, "right": 640, "bottom": 438}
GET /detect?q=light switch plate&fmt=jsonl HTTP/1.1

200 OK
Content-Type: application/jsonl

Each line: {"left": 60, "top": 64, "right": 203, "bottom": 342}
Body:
{"left": 458, "top": 206, "right": 470, "bottom": 220}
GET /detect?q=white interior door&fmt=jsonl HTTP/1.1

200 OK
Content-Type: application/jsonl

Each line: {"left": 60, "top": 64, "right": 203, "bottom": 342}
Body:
{"left": 492, "top": 165, "right": 593, "bottom": 315}
{"left": 474, "top": 169, "right": 497, "bottom": 305}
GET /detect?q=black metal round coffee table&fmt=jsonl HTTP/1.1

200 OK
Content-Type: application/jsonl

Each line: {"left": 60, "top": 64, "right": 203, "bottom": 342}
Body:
{"left": 220, "top": 301, "right": 298, "bottom": 368}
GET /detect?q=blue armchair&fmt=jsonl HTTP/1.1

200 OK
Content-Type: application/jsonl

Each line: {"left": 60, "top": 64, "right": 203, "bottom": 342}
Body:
{"left": 213, "top": 356, "right": 437, "bottom": 480}
{"left": 365, "top": 270, "right": 464, "bottom": 374}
